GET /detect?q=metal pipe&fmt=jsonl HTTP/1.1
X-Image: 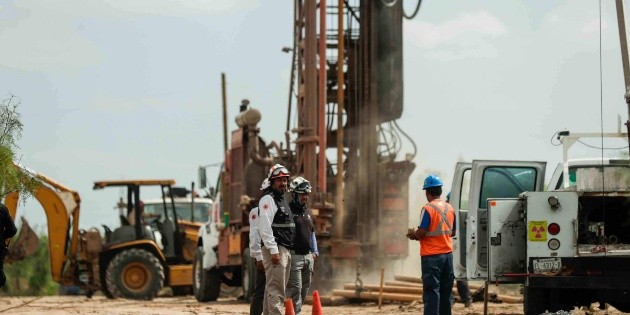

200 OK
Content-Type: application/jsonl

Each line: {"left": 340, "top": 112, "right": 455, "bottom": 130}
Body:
{"left": 335, "top": 0, "right": 345, "bottom": 238}
{"left": 615, "top": 0, "right": 630, "bottom": 155}
{"left": 318, "top": 0, "right": 327, "bottom": 195}
{"left": 220, "top": 72, "right": 230, "bottom": 232}
{"left": 287, "top": 2, "right": 298, "bottom": 134}
{"left": 616, "top": 0, "right": 630, "bottom": 91}
{"left": 191, "top": 181, "right": 195, "bottom": 222}
{"left": 221, "top": 73, "right": 228, "bottom": 155}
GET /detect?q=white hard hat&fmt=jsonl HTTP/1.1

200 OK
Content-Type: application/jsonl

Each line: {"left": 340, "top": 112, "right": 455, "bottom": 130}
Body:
{"left": 260, "top": 178, "right": 270, "bottom": 191}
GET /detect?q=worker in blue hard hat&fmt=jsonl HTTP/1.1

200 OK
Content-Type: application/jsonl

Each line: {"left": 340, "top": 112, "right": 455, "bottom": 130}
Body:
{"left": 407, "top": 174, "right": 456, "bottom": 315}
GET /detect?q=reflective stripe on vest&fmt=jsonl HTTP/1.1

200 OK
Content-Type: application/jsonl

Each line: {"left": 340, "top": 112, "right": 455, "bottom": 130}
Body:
{"left": 272, "top": 223, "right": 296, "bottom": 228}
{"left": 425, "top": 202, "right": 453, "bottom": 237}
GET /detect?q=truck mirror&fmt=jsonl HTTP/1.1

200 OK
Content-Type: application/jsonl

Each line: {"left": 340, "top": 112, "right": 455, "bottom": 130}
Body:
{"left": 198, "top": 167, "right": 207, "bottom": 188}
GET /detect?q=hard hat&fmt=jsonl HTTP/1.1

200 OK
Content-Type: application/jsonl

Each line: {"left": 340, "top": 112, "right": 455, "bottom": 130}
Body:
{"left": 260, "top": 178, "right": 270, "bottom": 191}
{"left": 268, "top": 164, "right": 290, "bottom": 180}
{"left": 422, "top": 175, "right": 443, "bottom": 190}
{"left": 289, "top": 176, "right": 312, "bottom": 194}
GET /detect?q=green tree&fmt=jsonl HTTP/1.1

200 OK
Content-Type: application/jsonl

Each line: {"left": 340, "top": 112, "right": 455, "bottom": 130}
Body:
{"left": 2, "top": 234, "right": 58, "bottom": 296}
{"left": 0, "top": 95, "right": 39, "bottom": 200}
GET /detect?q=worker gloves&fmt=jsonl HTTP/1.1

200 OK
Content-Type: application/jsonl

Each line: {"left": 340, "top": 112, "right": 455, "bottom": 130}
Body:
{"left": 406, "top": 228, "right": 418, "bottom": 240}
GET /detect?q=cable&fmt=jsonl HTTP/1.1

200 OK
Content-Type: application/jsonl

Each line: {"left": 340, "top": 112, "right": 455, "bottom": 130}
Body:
{"left": 598, "top": 0, "right": 607, "bottom": 264}
{"left": 393, "top": 120, "right": 418, "bottom": 158}
{"left": 550, "top": 131, "right": 563, "bottom": 146}
{"left": 577, "top": 139, "right": 629, "bottom": 150}
{"left": 403, "top": 0, "right": 423, "bottom": 20}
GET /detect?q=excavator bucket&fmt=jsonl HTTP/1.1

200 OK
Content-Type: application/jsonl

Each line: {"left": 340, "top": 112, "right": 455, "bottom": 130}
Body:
{"left": 6, "top": 217, "right": 40, "bottom": 263}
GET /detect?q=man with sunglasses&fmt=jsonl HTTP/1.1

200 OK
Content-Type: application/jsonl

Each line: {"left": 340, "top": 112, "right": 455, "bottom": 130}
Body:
{"left": 258, "top": 164, "right": 295, "bottom": 315}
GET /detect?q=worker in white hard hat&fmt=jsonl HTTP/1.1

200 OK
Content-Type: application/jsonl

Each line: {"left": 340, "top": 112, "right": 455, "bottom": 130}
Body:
{"left": 286, "top": 176, "right": 318, "bottom": 315}
{"left": 258, "top": 164, "right": 294, "bottom": 315}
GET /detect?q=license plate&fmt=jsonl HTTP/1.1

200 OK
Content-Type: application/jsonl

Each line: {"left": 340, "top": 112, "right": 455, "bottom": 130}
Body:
{"left": 532, "top": 258, "right": 561, "bottom": 274}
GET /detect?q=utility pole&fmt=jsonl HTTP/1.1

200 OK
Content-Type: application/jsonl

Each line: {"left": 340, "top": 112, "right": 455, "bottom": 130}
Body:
{"left": 615, "top": 0, "right": 630, "bottom": 154}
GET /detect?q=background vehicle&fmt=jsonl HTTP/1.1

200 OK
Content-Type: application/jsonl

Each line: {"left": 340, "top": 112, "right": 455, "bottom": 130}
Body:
{"left": 194, "top": 1, "right": 419, "bottom": 301}
{"left": 450, "top": 131, "right": 630, "bottom": 314}
{"left": 6, "top": 169, "right": 205, "bottom": 300}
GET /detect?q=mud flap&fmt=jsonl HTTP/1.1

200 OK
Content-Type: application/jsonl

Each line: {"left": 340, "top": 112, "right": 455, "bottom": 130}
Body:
{"left": 6, "top": 217, "right": 39, "bottom": 263}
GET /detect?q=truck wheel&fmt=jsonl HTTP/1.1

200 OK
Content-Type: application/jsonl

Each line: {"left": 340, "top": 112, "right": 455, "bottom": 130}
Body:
{"left": 242, "top": 248, "right": 256, "bottom": 303}
{"left": 105, "top": 248, "right": 165, "bottom": 300}
{"left": 193, "top": 247, "right": 221, "bottom": 302}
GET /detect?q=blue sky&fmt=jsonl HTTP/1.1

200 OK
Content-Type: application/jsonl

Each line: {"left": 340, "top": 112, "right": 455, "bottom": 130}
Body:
{"left": 1, "top": 0, "right": 629, "bottom": 234}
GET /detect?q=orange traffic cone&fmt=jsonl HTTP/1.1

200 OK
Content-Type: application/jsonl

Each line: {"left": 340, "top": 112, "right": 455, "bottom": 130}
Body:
{"left": 285, "top": 297, "right": 296, "bottom": 315}
{"left": 312, "top": 290, "right": 323, "bottom": 315}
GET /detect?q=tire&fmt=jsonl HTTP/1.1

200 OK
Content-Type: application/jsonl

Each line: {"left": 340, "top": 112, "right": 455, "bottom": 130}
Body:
{"left": 242, "top": 248, "right": 256, "bottom": 302}
{"left": 193, "top": 247, "right": 221, "bottom": 302}
{"left": 100, "top": 263, "right": 114, "bottom": 298}
{"left": 105, "top": 248, "right": 165, "bottom": 300}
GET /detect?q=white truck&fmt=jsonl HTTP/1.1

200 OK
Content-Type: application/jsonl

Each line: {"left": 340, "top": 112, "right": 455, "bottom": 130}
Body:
{"left": 451, "top": 131, "right": 630, "bottom": 314}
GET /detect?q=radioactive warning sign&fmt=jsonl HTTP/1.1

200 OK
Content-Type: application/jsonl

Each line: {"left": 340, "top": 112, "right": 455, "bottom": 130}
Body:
{"left": 528, "top": 221, "right": 547, "bottom": 241}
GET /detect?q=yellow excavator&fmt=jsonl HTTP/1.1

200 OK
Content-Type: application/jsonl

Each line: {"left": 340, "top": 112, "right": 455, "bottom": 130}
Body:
{"left": 5, "top": 164, "right": 203, "bottom": 299}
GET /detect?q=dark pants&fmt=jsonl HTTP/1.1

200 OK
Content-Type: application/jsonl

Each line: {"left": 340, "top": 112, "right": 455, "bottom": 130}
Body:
{"left": 0, "top": 245, "right": 7, "bottom": 288}
{"left": 250, "top": 262, "right": 266, "bottom": 315}
{"left": 421, "top": 252, "right": 454, "bottom": 315}
{"left": 456, "top": 280, "right": 472, "bottom": 305}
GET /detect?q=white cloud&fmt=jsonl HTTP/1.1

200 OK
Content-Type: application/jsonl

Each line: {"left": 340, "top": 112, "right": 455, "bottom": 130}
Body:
{"left": 538, "top": 1, "right": 617, "bottom": 46}
{"left": 423, "top": 43, "right": 499, "bottom": 61}
{"left": 0, "top": 6, "right": 103, "bottom": 72}
{"left": 100, "top": 0, "right": 261, "bottom": 17}
{"left": 0, "top": 0, "right": 261, "bottom": 72}
{"left": 406, "top": 11, "right": 507, "bottom": 60}
{"left": 581, "top": 18, "right": 610, "bottom": 36}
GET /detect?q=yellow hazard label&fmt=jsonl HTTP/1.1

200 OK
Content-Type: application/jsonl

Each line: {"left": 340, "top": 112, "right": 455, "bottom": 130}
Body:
{"left": 528, "top": 221, "right": 547, "bottom": 242}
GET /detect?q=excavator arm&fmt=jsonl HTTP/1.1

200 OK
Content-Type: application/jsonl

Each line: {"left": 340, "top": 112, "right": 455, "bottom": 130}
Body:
{"left": 5, "top": 165, "right": 82, "bottom": 284}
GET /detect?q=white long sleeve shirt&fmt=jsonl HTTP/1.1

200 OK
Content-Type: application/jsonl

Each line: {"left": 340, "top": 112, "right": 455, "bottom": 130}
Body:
{"left": 258, "top": 194, "right": 281, "bottom": 254}
{"left": 248, "top": 207, "right": 263, "bottom": 262}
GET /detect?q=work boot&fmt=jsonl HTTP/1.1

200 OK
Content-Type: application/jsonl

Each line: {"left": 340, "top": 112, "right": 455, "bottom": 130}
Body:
{"left": 0, "top": 268, "right": 6, "bottom": 288}
{"left": 464, "top": 300, "right": 473, "bottom": 308}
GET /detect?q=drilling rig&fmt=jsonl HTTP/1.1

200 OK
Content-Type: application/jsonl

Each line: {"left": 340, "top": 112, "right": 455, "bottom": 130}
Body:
{"left": 195, "top": 0, "right": 421, "bottom": 299}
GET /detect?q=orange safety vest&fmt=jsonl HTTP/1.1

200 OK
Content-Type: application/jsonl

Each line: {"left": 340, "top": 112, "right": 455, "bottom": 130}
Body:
{"left": 419, "top": 199, "right": 455, "bottom": 256}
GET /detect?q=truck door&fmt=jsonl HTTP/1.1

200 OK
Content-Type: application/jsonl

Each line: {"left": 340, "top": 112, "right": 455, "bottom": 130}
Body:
{"left": 487, "top": 198, "right": 526, "bottom": 283}
{"left": 466, "top": 160, "right": 546, "bottom": 280}
{"left": 449, "top": 162, "right": 471, "bottom": 279}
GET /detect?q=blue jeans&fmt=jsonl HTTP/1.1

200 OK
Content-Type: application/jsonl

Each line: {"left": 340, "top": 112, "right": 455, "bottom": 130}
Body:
{"left": 421, "top": 252, "right": 454, "bottom": 315}
{"left": 286, "top": 253, "right": 314, "bottom": 315}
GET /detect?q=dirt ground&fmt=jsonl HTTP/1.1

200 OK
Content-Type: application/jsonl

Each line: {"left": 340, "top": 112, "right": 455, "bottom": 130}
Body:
{"left": 0, "top": 295, "right": 514, "bottom": 315}
{"left": 0, "top": 295, "right": 626, "bottom": 315}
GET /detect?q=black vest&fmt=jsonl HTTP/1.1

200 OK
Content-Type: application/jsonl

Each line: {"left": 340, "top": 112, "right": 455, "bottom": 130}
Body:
{"left": 268, "top": 191, "right": 295, "bottom": 249}
{"left": 289, "top": 200, "right": 314, "bottom": 255}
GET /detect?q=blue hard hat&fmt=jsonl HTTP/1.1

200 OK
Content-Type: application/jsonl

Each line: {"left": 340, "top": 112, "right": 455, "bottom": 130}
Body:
{"left": 422, "top": 175, "right": 443, "bottom": 190}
